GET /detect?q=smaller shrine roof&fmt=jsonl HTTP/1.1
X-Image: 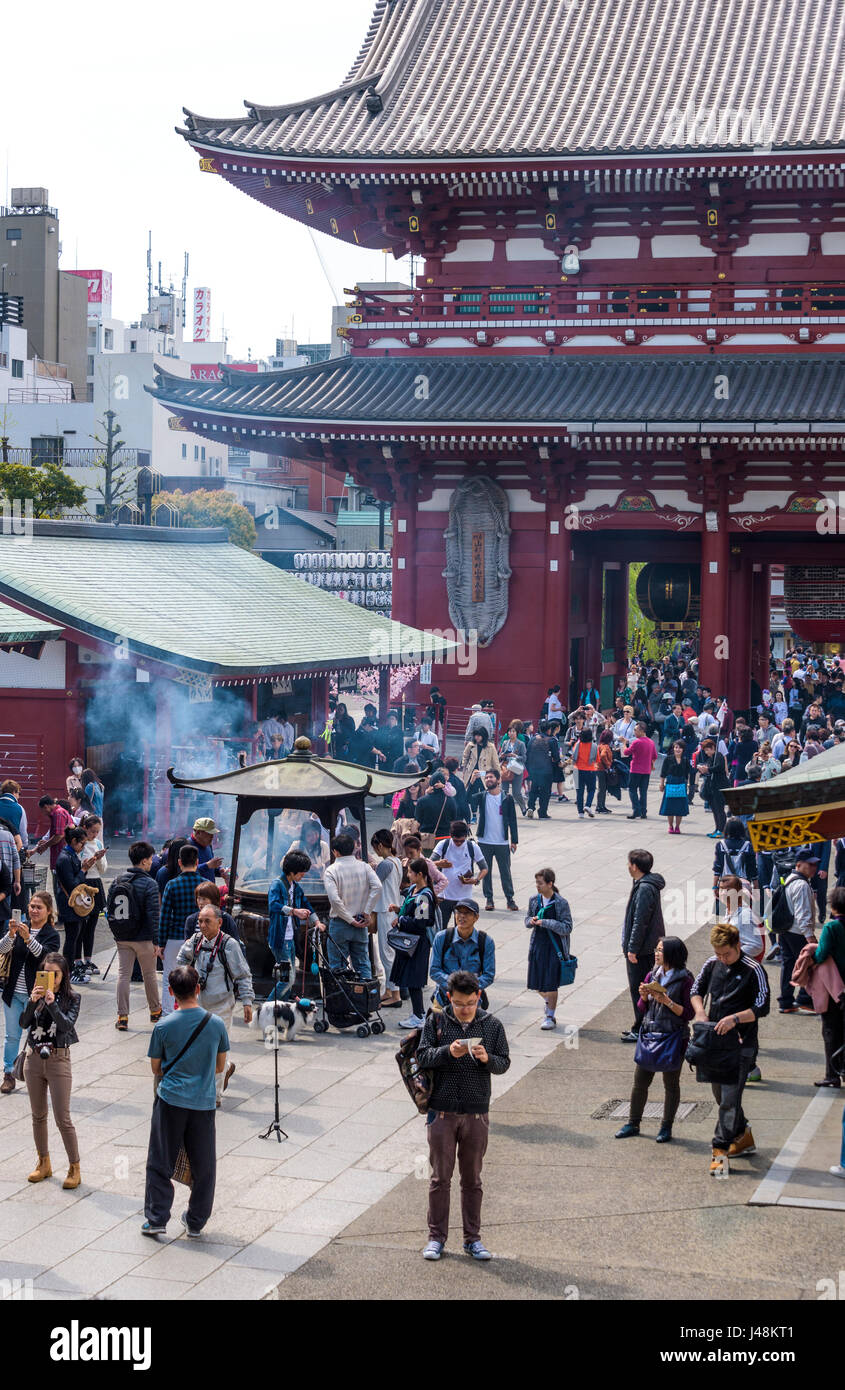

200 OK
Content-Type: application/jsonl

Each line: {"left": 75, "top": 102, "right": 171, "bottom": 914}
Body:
{"left": 167, "top": 749, "right": 424, "bottom": 802}
{"left": 0, "top": 601, "right": 63, "bottom": 645}
{"left": 725, "top": 743, "right": 845, "bottom": 819}
{"left": 149, "top": 354, "right": 845, "bottom": 433}
{"left": 182, "top": 0, "right": 845, "bottom": 164}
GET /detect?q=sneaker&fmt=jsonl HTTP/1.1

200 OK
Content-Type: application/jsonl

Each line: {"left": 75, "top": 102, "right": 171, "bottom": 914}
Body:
{"left": 85, "top": 960, "right": 100, "bottom": 976}
{"left": 485, "top": 902, "right": 495, "bottom": 912}
{"left": 223, "top": 1062, "right": 236, "bottom": 1091}
{"left": 115, "top": 1016, "right": 128, "bottom": 1031}
{"left": 655, "top": 1126, "right": 673, "bottom": 1143}
{"left": 585, "top": 808, "right": 594, "bottom": 818}
{"left": 728, "top": 1128, "right": 756, "bottom": 1157}
{"left": 577, "top": 812, "right": 585, "bottom": 819}
{"left": 179, "top": 1211, "right": 202, "bottom": 1239}
{"left": 149, "top": 1009, "right": 162, "bottom": 1023}
{"left": 538, "top": 814, "right": 551, "bottom": 819}
{"left": 709, "top": 1148, "right": 729, "bottom": 1177}
{"left": 506, "top": 900, "right": 519, "bottom": 912}
{"left": 463, "top": 1239, "right": 492, "bottom": 1261}
{"left": 765, "top": 945, "right": 782, "bottom": 962}
{"left": 422, "top": 1239, "right": 444, "bottom": 1260}
{"left": 620, "top": 1029, "right": 639, "bottom": 1043}
{"left": 747, "top": 1066, "right": 762, "bottom": 1083}
{"left": 399, "top": 1014, "right": 425, "bottom": 1029}
{"left": 828, "top": 1165, "right": 845, "bottom": 1179}
{"left": 778, "top": 1006, "right": 798, "bottom": 1014}
{"left": 797, "top": 1005, "right": 818, "bottom": 1015}
{"left": 706, "top": 830, "right": 722, "bottom": 838}
{"left": 626, "top": 813, "right": 640, "bottom": 820}
{"left": 540, "top": 1016, "right": 556, "bottom": 1030}
{"left": 141, "top": 1220, "right": 167, "bottom": 1237}
{"left": 814, "top": 1078, "right": 842, "bottom": 1088}
{"left": 614, "top": 1123, "right": 640, "bottom": 1138}
{"left": 526, "top": 809, "right": 534, "bottom": 819}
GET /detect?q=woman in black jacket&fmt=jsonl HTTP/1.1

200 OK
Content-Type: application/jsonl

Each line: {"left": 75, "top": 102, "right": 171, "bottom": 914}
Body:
{"left": 331, "top": 703, "right": 356, "bottom": 759}
{"left": 54, "top": 826, "right": 88, "bottom": 966}
{"left": 695, "top": 736, "right": 730, "bottom": 836}
{"left": 20, "top": 951, "right": 81, "bottom": 1188}
{"left": 388, "top": 857, "right": 437, "bottom": 1031}
{"left": 658, "top": 741, "right": 691, "bottom": 834}
{"left": 0, "top": 891, "right": 61, "bottom": 1093}
{"left": 615, "top": 936, "right": 694, "bottom": 1144}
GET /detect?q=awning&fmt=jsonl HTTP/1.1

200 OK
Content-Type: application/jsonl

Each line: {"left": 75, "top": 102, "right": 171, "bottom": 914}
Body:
{"left": 167, "top": 747, "right": 425, "bottom": 802}
{"left": 724, "top": 742, "right": 845, "bottom": 850}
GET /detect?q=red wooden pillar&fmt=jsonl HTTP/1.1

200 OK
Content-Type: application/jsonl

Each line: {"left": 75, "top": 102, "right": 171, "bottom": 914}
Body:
{"left": 726, "top": 553, "right": 752, "bottom": 711}
{"left": 392, "top": 493, "right": 417, "bottom": 627}
{"left": 543, "top": 496, "right": 571, "bottom": 700}
{"left": 750, "top": 564, "right": 772, "bottom": 695}
{"left": 601, "top": 562, "right": 628, "bottom": 706}
{"left": 698, "top": 509, "right": 730, "bottom": 694}
{"left": 584, "top": 550, "right": 604, "bottom": 693}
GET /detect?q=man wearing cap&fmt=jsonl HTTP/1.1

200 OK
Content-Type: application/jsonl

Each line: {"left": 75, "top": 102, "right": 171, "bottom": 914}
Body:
{"left": 778, "top": 850, "right": 820, "bottom": 1014}
{"left": 191, "top": 819, "right": 225, "bottom": 886}
{"left": 430, "top": 900, "right": 496, "bottom": 1008}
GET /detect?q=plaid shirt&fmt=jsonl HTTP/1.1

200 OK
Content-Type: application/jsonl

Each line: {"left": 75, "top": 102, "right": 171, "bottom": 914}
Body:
{"left": 158, "top": 870, "right": 204, "bottom": 947}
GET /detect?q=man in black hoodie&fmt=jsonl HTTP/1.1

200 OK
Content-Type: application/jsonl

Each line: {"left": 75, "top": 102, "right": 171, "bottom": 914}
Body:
{"left": 621, "top": 848, "right": 666, "bottom": 1042}
{"left": 107, "top": 840, "right": 162, "bottom": 1030}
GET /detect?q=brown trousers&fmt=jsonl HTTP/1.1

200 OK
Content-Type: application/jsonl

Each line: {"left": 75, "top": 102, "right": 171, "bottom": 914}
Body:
{"left": 427, "top": 1110, "right": 489, "bottom": 1244}
{"left": 116, "top": 939, "right": 161, "bottom": 1017}
{"left": 25, "top": 1047, "right": 79, "bottom": 1163}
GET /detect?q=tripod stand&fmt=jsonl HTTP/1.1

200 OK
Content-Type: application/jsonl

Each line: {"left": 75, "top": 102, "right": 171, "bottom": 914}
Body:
{"left": 259, "top": 963, "right": 289, "bottom": 1143}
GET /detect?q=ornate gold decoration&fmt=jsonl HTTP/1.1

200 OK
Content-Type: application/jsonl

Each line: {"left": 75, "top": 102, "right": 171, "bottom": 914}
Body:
{"left": 748, "top": 811, "right": 822, "bottom": 851}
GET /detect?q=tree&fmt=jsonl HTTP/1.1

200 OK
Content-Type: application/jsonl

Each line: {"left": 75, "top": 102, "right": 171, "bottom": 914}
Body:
{"left": 155, "top": 488, "right": 257, "bottom": 549}
{"left": 0, "top": 460, "right": 86, "bottom": 518}
{"left": 89, "top": 410, "right": 137, "bottom": 521}
{"left": 627, "top": 562, "right": 667, "bottom": 663}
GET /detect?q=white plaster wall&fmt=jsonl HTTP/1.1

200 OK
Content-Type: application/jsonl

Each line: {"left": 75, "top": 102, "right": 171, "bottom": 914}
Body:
{"left": 0, "top": 639, "right": 66, "bottom": 689}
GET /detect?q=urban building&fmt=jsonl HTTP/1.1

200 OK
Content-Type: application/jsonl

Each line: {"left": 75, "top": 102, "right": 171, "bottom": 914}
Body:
{"left": 155, "top": 0, "right": 845, "bottom": 719}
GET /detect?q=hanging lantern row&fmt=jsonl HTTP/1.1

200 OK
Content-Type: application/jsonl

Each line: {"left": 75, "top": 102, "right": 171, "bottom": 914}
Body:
{"left": 299, "top": 571, "right": 392, "bottom": 591}
{"left": 293, "top": 551, "right": 392, "bottom": 570}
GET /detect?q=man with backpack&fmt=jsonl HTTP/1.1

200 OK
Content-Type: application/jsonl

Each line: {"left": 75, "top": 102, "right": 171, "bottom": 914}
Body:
{"left": 712, "top": 819, "right": 757, "bottom": 913}
{"left": 417, "top": 969, "right": 510, "bottom": 1262}
{"left": 430, "top": 900, "right": 496, "bottom": 1007}
{"left": 175, "top": 902, "right": 253, "bottom": 1104}
{"left": 107, "top": 840, "right": 162, "bottom": 1032}
{"left": 158, "top": 844, "right": 205, "bottom": 1015}
{"left": 432, "top": 821, "right": 488, "bottom": 931}
{"left": 771, "top": 849, "right": 819, "bottom": 1014}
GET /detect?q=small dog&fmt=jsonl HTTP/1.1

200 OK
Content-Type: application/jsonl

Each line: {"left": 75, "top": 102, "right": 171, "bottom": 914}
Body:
{"left": 251, "top": 993, "right": 314, "bottom": 1046}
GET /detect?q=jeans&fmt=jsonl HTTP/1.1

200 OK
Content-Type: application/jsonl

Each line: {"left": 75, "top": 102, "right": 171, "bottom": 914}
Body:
{"left": 326, "top": 917, "right": 372, "bottom": 979}
{"left": 629, "top": 1063, "right": 682, "bottom": 1128}
{"left": 145, "top": 1096, "right": 217, "bottom": 1231}
{"left": 527, "top": 774, "right": 552, "bottom": 816}
{"left": 625, "top": 953, "right": 655, "bottom": 1032}
{"left": 711, "top": 1050, "right": 754, "bottom": 1149}
{"left": 596, "top": 769, "right": 609, "bottom": 811}
{"left": 576, "top": 770, "right": 596, "bottom": 813}
{"left": 478, "top": 842, "right": 515, "bottom": 905}
{"left": 778, "top": 931, "right": 814, "bottom": 1010}
{"left": 427, "top": 1110, "right": 489, "bottom": 1244}
{"left": 3, "top": 994, "right": 26, "bottom": 1073}
{"left": 628, "top": 771, "right": 650, "bottom": 817}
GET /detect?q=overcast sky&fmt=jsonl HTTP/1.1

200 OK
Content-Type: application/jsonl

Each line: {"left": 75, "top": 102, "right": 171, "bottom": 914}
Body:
{"left": 3, "top": 0, "right": 403, "bottom": 358}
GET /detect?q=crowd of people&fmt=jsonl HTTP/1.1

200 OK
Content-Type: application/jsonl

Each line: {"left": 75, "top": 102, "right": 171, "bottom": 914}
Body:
{"left": 0, "top": 645, "right": 844, "bottom": 1257}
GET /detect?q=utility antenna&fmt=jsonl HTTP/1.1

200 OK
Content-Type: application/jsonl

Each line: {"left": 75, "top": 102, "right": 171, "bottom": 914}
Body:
{"left": 157, "top": 260, "right": 162, "bottom": 296}
{"left": 182, "top": 251, "right": 189, "bottom": 310}
{"left": 146, "top": 232, "right": 152, "bottom": 311}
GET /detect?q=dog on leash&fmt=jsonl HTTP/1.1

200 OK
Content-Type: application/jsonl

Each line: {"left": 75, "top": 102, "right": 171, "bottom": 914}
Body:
{"left": 251, "top": 994, "right": 314, "bottom": 1046}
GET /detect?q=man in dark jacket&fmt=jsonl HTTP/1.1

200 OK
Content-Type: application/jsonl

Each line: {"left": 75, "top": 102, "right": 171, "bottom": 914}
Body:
{"left": 107, "top": 840, "right": 162, "bottom": 1030}
{"left": 525, "top": 723, "right": 559, "bottom": 819}
{"left": 54, "top": 827, "right": 88, "bottom": 970}
{"left": 375, "top": 712, "right": 404, "bottom": 769}
{"left": 475, "top": 769, "right": 519, "bottom": 912}
{"left": 415, "top": 774, "right": 457, "bottom": 841}
{"left": 621, "top": 848, "right": 666, "bottom": 1042}
{"left": 417, "top": 969, "right": 510, "bottom": 1262}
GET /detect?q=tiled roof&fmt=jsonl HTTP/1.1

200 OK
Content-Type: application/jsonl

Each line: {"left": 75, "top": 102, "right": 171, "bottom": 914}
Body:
{"left": 183, "top": 0, "right": 845, "bottom": 160}
{"left": 150, "top": 354, "right": 845, "bottom": 428}
{"left": 0, "top": 600, "right": 63, "bottom": 644}
{"left": 0, "top": 530, "right": 450, "bottom": 675}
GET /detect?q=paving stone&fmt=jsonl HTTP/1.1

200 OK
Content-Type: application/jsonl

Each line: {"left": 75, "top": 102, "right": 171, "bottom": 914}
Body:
{"left": 35, "top": 1248, "right": 149, "bottom": 1294}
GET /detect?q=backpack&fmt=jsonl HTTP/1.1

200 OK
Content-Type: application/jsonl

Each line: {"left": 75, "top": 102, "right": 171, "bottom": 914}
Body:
{"left": 442, "top": 926, "right": 490, "bottom": 1007}
{"left": 106, "top": 873, "right": 141, "bottom": 935}
{"left": 769, "top": 875, "right": 797, "bottom": 936}
{"left": 186, "top": 930, "right": 237, "bottom": 995}
{"left": 395, "top": 1013, "right": 445, "bottom": 1113}
{"left": 718, "top": 840, "right": 753, "bottom": 894}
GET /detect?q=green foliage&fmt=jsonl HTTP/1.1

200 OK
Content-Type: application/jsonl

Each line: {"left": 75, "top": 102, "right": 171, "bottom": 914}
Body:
{"left": 0, "top": 461, "right": 86, "bottom": 518}
{"left": 628, "top": 562, "right": 667, "bottom": 663}
{"left": 156, "top": 488, "right": 257, "bottom": 550}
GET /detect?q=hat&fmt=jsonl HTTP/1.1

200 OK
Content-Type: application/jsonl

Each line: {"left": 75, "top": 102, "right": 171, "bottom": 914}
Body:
{"left": 795, "top": 849, "right": 820, "bottom": 865}
{"left": 471, "top": 703, "right": 482, "bottom": 711}
{"left": 192, "top": 817, "right": 219, "bottom": 835}
{"left": 454, "top": 898, "right": 480, "bottom": 917}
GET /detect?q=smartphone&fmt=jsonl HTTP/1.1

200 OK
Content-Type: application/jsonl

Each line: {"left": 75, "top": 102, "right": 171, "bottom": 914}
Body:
{"left": 35, "top": 970, "right": 56, "bottom": 993}
{"left": 11, "top": 908, "right": 21, "bottom": 923}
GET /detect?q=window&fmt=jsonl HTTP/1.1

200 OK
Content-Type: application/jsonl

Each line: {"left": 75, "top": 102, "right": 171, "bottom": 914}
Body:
{"left": 103, "top": 328, "right": 113, "bottom": 350}
{"left": 87, "top": 355, "right": 94, "bottom": 376}
{"left": 30, "top": 435, "right": 63, "bottom": 464}
{"left": 5, "top": 228, "right": 21, "bottom": 241}
{"left": 130, "top": 340, "right": 137, "bottom": 352}
{"left": 181, "top": 443, "right": 187, "bottom": 459}
{"left": 11, "top": 359, "right": 23, "bottom": 378}
{"left": 201, "top": 446, "right": 206, "bottom": 462}
{"left": 0, "top": 352, "right": 6, "bottom": 368}
{"left": 194, "top": 445, "right": 199, "bottom": 461}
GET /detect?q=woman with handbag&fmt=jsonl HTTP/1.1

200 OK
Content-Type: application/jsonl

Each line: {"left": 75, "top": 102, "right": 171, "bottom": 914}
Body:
{"left": 78, "top": 814, "right": 107, "bottom": 978}
{"left": 499, "top": 724, "right": 527, "bottom": 814}
{"left": 20, "top": 951, "right": 81, "bottom": 1188}
{"left": 387, "top": 858, "right": 437, "bottom": 1030}
{"left": 0, "top": 891, "right": 60, "bottom": 1094}
{"left": 658, "top": 740, "right": 691, "bottom": 834}
{"left": 614, "top": 936, "right": 694, "bottom": 1143}
{"left": 525, "top": 868, "right": 574, "bottom": 1031}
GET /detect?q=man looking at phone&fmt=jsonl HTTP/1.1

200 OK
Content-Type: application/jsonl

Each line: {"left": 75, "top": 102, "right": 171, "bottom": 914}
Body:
{"left": 431, "top": 821, "right": 487, "bottom": 930}
{"left": 417, "top": 969, "right": 510, "bottom": 1261}
{"left": 323, "top": 834, "right": 381, "bottom": 979}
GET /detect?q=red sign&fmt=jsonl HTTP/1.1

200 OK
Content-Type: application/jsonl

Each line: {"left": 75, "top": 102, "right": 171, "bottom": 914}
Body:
{"left": 190, "top": 362, "right": 259, "bottom": 381}
{"left": 193, "top": 286, "right": 211, "bottom": 342}
{"left": 68, "top": 269, "right": 112, "bottom": 315}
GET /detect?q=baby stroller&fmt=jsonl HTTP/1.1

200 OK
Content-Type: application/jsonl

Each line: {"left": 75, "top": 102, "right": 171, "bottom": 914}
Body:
{"left": 312, "top": 926, "right": 386, "bottom": 1038}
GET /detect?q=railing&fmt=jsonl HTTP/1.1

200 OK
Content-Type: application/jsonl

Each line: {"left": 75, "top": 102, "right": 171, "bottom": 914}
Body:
{"left": 34, "top": 359, "right": 68, "bottom": 380}
{"left": 346, "top": 282, "right": 845, "bottom": 324}
{"left": 5, "top": 389, "right": 72, "bottom": 405}
{"left": 0, "top": 446, "right": 140, "bottom": 468}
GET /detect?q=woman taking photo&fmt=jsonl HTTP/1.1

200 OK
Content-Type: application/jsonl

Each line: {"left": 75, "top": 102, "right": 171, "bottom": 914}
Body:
{"left": 696, "top": 735, "right": 730, "bottom": 838}
{"left": 460, "top": 728, "right": 500, "bottom": 815}
{"left": 499, "top": 723, "right": 527, "bottom": 815}
{"left": 615, "top": 936, "right": 694, "bottom": 1143}
{"left": 370, "top": 829, "right": 402, "bottom": 1006}
{"left": 659, "top": 740, "right": 691, "bottom": 834}
{"left": 574, "top": 728, "right": 598, "bottom": 819}
{"left": 20, "top": 951, "right": 81, "bottom": 1188}
{"left": 0, "top": 893, "right": 61, "bottom": 1094}
{"left": 525, "top": 867, "right": 573, "bottom": 1031}
{"left": 387, "top": 857, "right": 437, "bottom": 1030}
{"left": 78, "top": 815, "right": 107, "bottom": 978}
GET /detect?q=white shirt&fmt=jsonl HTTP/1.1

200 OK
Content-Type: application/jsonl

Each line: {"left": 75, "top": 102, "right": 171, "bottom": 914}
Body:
{"left": 547, "top": 693, "right": 563, "bottom": 719}
{"left": 418, "top": 729, "right": 440, "bottom": 753}
{"left": 433, "top": 837, "right": 486, "bottom": 900}
{"left": 481, "top": 792, "right": 507, "bottom": 845}
{"left": 614, "top": 718, "right": 637, "bottom": 742}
